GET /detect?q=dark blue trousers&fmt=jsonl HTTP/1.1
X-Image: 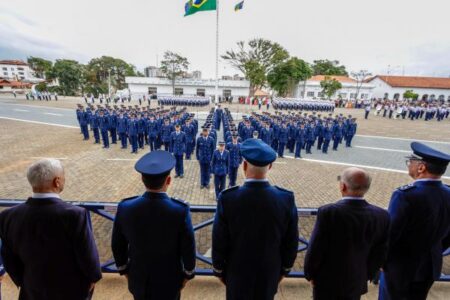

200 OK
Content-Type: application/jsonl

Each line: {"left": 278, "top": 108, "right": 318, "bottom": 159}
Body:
{"left": 277, "top": 142, "right": 286, "bottom": 157}
{"left": 214, "top": 174, "right": 226, "bottom": 199}
{"left": 228, "top": 167, "right": 239, "bottom": 187}
{"left": 93, "top": 128, "right": 100, "bottom": 143}
{"left": 200, "top": 163, "right": 211, "bottom": 186}
{"left": 346, "top": 135, "right": 354, "bottom": 147}
{"left": 110, "top": 128, "right": 117, "bottom": 143}
{"left": 322, "top": 139, "right": 330, "bottom": 153}
{"left": 378, "top": 272, "right": 433, "bottom": 300}
{"left": 81, "top": 124, "right": 89, "bottom": 140}
{"left": 138, "top": 133, "right": 144, "bottom": 148}
{"left": 174, "top": 154, "right": 184, "bottom": 176}
{"left": 129, "top": 135, "right": 138, "bottom": 153}
{"left": 295, "top": 141, "right": 303, "bottom": 158}
{"left": 149, "top": 136, "right": 157, "bottom": 151}
{"left": 101, "top": 130, "right": 109, "bottom": 148}
{"left": 119, "top": 132, "right": 127, "bottom": 148}
{"left": 333, "top": 137, "right": 340, "bottom": 150}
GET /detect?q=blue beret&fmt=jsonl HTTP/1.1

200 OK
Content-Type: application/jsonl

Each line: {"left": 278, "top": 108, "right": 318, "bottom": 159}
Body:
{"left": 410, "top": 142, "right": 450, "bottom": 166}
{"left": 135, "top": 150, "right": 175, "bottom": 175}
{"left": 241, "top": 138, "right": 277, "bottom": 167}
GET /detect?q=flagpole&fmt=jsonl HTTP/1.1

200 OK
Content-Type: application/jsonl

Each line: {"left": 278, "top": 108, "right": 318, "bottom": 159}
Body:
{"left": 214, "top": 0, "right": 219, "bottom": 105}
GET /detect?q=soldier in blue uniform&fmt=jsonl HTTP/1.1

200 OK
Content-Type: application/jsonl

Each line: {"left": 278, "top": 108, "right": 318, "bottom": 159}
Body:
{"left": 128, "top": 114, "right": 139, "bottom": 154}
{"left": 109, "top": 110, "right": 118, "bottom": 144}
{"left": 117, "top": 112, "right": 128, "bottom": 149}
{"left": 305, "top": 123, "right": 315, "bottom": 154}
{"left": 161, "top": 119, "right": 173, "bottom": 151}
{"left": 112, "top": 151, "right": 196, "bottom": 300}
{"left": 259, "top": 122, "right": 273, "bottom": 146}
{"left": 170, "top": 125, "right": 187, "bottom": 178}
{"left": 322, "top": 122, "right": 333, "bottom": 154}
{"left": 215, "top": 105, "right": 223, "bottom": 130}
{"left": 79, "top": 107, "right": 90, "bottom": 140}
{"left": 91, "top": 111, "right": 100, "bottom": 144}
{"left": 315, "top": 120, "right": 324, "bottom": 150}
{"left": 137, "top": 114, "right": 146, "bottom": 149}
{"left": 379, "top": 142, "right": 450, "bottom": 300}
{"left": 226, "top": 135, "right": 242, "bottom": 187}
{"left": 212, "top": 138, "right": 298, "bottom": 300}
{"left": 211, "top": 142, "right": 230, "bottom": 199}
{"left": 295, "top": 123, "right": 306, "bottom": 158}
{"left": 345, "top": 118, "right": 357, "bottom": 147}
{"left": 332, "top": 121, "right": 343, "bottom": 151}
{"left": 98, "top": 110, "right": 110, "bottom": 148}
{"left": 196, "top": 128, "right": 215, "bottom": 189}
{"left": 277, "top": 122, "right": 288, "bottom": 158}
{"left": 183, "top": 119, "right": 195, "bottom": 160}
{"left": 305, "top": 167, "right": 390, "bottom": 300}
{"left": 147, "top": 115, "right": 159, "bottom": 152}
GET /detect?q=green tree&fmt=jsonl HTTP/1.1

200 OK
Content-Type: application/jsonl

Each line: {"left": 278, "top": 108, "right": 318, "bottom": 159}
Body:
{"left": 222, "top": 38, "right": 289, "bottom": 95}
{"left": 27, "top": 56, "right": 53, "bottom": 79}
{"left": 160, "top": 51, "right": 190, "bottom": 94}
{"left": 320, "top": 76, "right": 342, "bottom": 99}
{"left": 312, "top": 59, "right": 348, "bottom": 76}
{"left": 47, "top": 59, "right": 83, "bottom": 96}
{"left": 87, "top": 56, "right": 136, "bottom": 93}
{"left": 403, "top": 90, "right": 418, "bottom": 100}
{"left": 267, "top": 57, "right": 312, "bottom": 97}
{"left": 35, "top": 82, "right": 48, "bottom": 92}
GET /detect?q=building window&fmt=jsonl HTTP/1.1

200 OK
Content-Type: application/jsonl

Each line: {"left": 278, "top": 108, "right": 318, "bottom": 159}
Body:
{"left": 223, "top": 89, "right": 232, "bottom": 98}
{"left": 307, "top": 91, "right": 315, "bottom": 97}
{"left": 18, "top": 71, "right": 24, "bottom": 75}
{"left": 10, "top": 67, "right": 14, "bottom": 71}
{"left": 438, "top": 95, "right": 445, "bottom": 101}
{"left": 148, "top": 87, "right": 157, "bottom": 95}
{"left": 196, "top": 89, "right": 205, "bottom": 97}
{"left": 2, "top": 67, "right": 6, "bottom": 71}
{"left": 339, "top": 93, "right": 347, "bottom": 98}
{"left": 17, "top": 67, "right": 24, "bottom": 71}
{"left": 174, "top": 88, "right": 184, "bottom": 95}
{"left": 3, "top": 72, "right": 7, "bottom": 76}
{"left": 20, "top": 76, "right": 25, "bottom": 80}
{"left": 350, "top": 93, "right": 357, "bottom": 99}
{"left": 317, "top": 92, "right": 324, "bottom": 98}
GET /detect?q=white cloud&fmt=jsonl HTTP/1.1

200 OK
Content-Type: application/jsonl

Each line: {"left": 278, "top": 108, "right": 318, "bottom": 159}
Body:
{"left": 1, "top": 0, "right": 450, "bottom": 78}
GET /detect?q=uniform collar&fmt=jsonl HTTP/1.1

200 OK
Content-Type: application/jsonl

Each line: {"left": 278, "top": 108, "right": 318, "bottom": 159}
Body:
{"left": 245, "top": 178, "right": 269, "bottom": 183}
{"left": 32, "top": 192, "right": 61, "bottom": 199}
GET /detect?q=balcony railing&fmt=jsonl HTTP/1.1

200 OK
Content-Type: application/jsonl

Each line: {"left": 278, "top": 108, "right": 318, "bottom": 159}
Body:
{"left": 0, "top": 199, "right": 448, "bottom": 281}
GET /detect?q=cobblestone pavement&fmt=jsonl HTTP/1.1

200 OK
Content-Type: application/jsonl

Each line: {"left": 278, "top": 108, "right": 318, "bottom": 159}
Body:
{"left": 1, "top": 96, "right": 450, "bottom": 299}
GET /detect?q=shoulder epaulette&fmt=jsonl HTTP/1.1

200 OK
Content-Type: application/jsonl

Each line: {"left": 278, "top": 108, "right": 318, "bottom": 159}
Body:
{"left": 397, "top": 184, "right": 416, "bottom": 191}
{"left": 274, "top": 186, "right": 294, "bottom": 194}
{"left": 221, "top": 185, "right": 239, "bottom": 194}
{"left": 170, "top": 197, "right": 189, "bottom": 206}
{"left": 120, "top": 195, "right": 139, "bottom": 203}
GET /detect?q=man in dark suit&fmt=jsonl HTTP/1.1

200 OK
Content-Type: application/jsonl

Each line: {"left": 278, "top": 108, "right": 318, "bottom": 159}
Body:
{"left": 112, "top": 150, "right": 196, "bottom": 300}
{"left": 379, "top": 142, "right": 450, "bottom": 300}
{"left": 212, "top": 138, "right": 299, "bottom": 300}
{"left": 0, "top": 159, "right": 102, "bottom": 300}
{"left": 304, "top": 167, "right": 390, "bottom": 300}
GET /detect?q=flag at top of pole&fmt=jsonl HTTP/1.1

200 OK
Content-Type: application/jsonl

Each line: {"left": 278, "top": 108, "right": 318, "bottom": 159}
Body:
{"left": 235, "top": 1, "right": 244, "bottom": 12}
{"left": 184, "top": 0, "right": 217, "bottom": 16}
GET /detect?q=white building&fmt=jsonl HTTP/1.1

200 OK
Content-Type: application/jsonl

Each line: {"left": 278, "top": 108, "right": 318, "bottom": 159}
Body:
{"left": 367, "top": 75, "right": 450, "bottom": 102}
{"left": 295, "top": 75, "right": 374, "bottom": 100}
{"left": 126, "top": 76, "right": 250, "bottom": 99}
{"left": 144, "top": 66, "right": 163, "bottom": 78}
{"left": 0, "top": 60, "right": 37, "bottom": 81}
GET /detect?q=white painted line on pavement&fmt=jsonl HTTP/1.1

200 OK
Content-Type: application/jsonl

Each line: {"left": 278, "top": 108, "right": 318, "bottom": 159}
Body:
{"left": 354, "top": 146, "right": 410, "bottom": 153}
{"left": 31, "top": 157, "right": 68, "bottom": 160}
{"left": 44, "top": 112, "right": 64, "bottom": 117}
{"left": 283, "top": 156, "right": 450, "bottom": 180}
{"left": 0, "top": 102, "right": 73, "bottom": 111}
{"left": 0, "top": 117, "right": 79, "bottom": 129}
{"left": 356, "top": 134, "right": 450, "bottom": 145}
{"left": 13, "top": 109, "right": 29, "bottom": 112}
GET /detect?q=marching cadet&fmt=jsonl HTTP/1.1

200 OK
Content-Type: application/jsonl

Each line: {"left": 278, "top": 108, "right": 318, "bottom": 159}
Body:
{"left": 215, "top": 104, "right": 223, "bottom": 130}
{"left": 112, "top": 151, "right": 196, "bottom": 300}
{"left": 161, "top": 119, "right": 174, "bottom": 152}
{"left": 240, "top": 121, "right": 254, "bottom": 142}
{"left": 211, "top": 142, "right": 230, "bottom": 199}
{"left": 315, "top": 120, "right": 324, "bottom": 150}
{"left": 147, "top": 115, "right": 159, "bottom": 152}
{"left": 259, "top": 122, "right": 273, "bottom": 146}
{"left": 109, "top": 110, "right": 118, "bottom": 144}
{"left": 379, "top": 143, "right": 450, "bottom": 300}
{"left": 287, "top": 121, "right": 296, "bottom": 153}
{"left": 277, "top": 122, "right": 289, "bottom": 158}
{"left": 271, "top": 119, "right": 281, "bottom": 151}
{"left": 98, "top": 110, "right": 110, "bottom": 149}
{"left": 332, "top": 120, "right": 343, "bottom": 151}
{"left": 91, "top": 110, "right": 100, "bottom": 144}
{"left": 170, "top": 124, "right": 187, "bottom": 178}
{"left": 345, "top": 118, "right": 357, "bottom": 147}
{"left": 294, "top": 123, "right": 306, "bottom": 158}
{"left": 183, "top": 119, "right": 196, "bottom": 160}
{"left": 79, "top": 107, "right": 90, "bottom": 140}
{"left": 196, "top": 128, "right": 215, "bottom": 189}
{"left": 305, "top": 167, "right": 390, "bottom": 300}
{"left": 226, "top": 135, "right": 243, "bottom": 187}
{"left": 305, "top": 122, "right": 315, "bottom": 154}
{"left": 212, "top": 139, "right": 298, "bottom": 300}
{"left": 117, "top": 112, "right": 128, "bottom": 149}
{"left": 137, "top": 114, "right": 146, "bottom": 149}
{"left": 322, "top": 122, "right": 333, "bottom": 154}
{"left": 128, "top": 114, "right": 139, "bottom": 154}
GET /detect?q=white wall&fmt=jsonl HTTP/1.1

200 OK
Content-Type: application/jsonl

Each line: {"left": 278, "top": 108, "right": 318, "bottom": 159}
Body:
{"left": 0, "top": 64, "right": 34, "bottom": 81}
{"left": 295, "top": 80, "right": 374, "bottom": 100}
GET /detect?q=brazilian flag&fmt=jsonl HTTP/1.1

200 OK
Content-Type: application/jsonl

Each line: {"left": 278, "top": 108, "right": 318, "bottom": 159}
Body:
{"left": 185, "top": 0, "right": 217, "bottom": 16}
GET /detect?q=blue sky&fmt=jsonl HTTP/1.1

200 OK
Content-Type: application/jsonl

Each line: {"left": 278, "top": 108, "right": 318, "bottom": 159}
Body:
{"left": 1, "top": 0, "right": 450, "bottom": 78}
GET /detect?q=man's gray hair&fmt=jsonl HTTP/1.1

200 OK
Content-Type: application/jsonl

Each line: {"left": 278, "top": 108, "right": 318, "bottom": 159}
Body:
{"left": 341, "top": 167, "right": 372, "bottom": 195}
{"left": 27, "top": 159, "right": 64, "bottom": 188}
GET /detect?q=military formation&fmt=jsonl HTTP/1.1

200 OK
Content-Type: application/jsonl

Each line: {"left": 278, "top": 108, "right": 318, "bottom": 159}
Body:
{"left": 272, "top": 98, "right": 335, "bottom": 112}
{"left": 371, "top": 100, "right": 450, "bottom": 121}
{"left": 238, "top": 110, "right": 358, "bottom": 158}
{"left": 157, "top": 95, "right": 210, "bottom": 107}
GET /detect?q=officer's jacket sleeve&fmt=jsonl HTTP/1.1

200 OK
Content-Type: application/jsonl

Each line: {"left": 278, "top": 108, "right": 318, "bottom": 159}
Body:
{"left": 195, "top": 138, "right": 200, "bottom": 159}
{"left": 212, "top": 195, "right": 229, "bottom": 277}
{"left": 73, "top": 209, "right": 102, "bottom": 283}
{"left": 180, "top": 205, "right": 196, "bottom": 279}
{"left": 304, "top": 207, "right": 329, "bottom": 281}
{"left": 281, "top": 194, "right": 299, "bottom": 275}
{"left": 387, "top": 190, "right": 410, "bottom": 250}
{"left": 111, "top": 204, "right": 129, "bottom": 275}
{"left": 0, "top": 237, "right": 23, "bottom": 285}
{"left": 367, "top": 212, "right": 390, "bottom": 280}
{"left": 442, "top": 228, "right": 450, "bottom": 251}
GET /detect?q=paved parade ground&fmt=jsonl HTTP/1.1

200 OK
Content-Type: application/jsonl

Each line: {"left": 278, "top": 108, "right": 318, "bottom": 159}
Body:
{"left": 1, "top": 95, "right": 450, "bottom": 299}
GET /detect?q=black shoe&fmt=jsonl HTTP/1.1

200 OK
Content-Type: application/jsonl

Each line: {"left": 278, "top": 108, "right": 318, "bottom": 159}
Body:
{"left": 175, "top": 175, "right": 179, "bottom": 178}
{"left": 180, "top": 175, "right": 184, "bottom": 178}
{"left": 200, "top": 185, "right": 205, "bottom": 189}
{"left": 206, "top": 184, "right": 210, "bottom": 189}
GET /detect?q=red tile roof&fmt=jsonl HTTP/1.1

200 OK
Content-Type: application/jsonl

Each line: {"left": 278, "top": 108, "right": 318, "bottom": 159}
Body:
{"left": 309, "top": 75, "right": 356, "bottom": 83}
{"left": 0, "top": 79, "right": 32, "bottom": 88}
{"left": 369, "top": 75, "right": 450, "bottom": 89}
{"left": 0, "top": 60, "right": 28, "bottom": 66}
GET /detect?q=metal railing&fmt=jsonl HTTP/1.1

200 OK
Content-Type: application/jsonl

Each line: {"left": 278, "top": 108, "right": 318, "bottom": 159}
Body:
{"left": 0, "top": 199, "right": 448, "bottom": 281}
